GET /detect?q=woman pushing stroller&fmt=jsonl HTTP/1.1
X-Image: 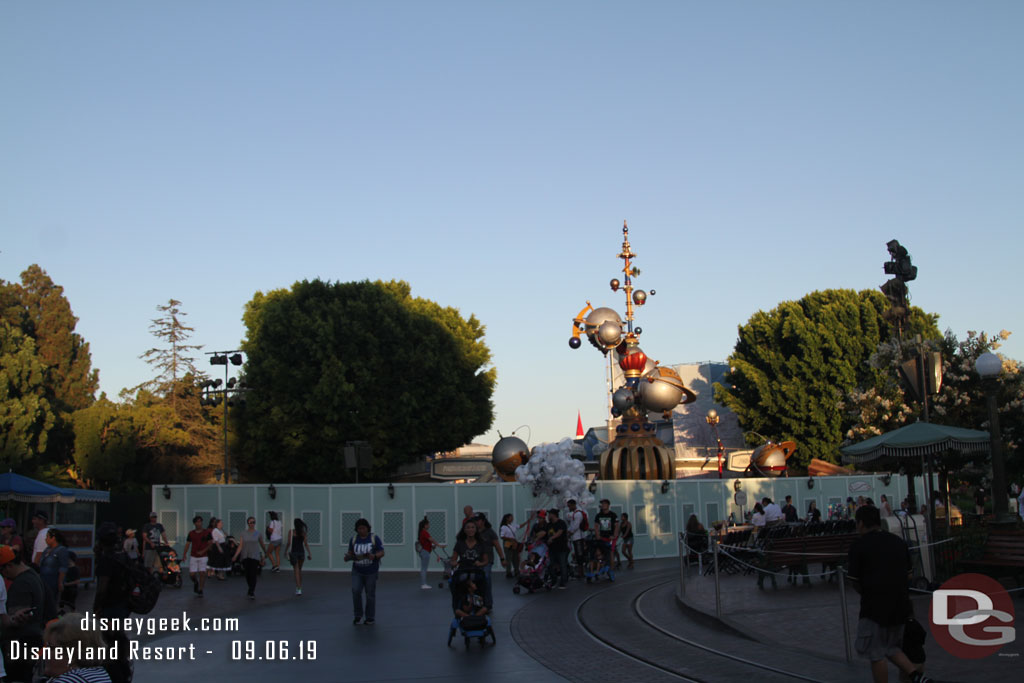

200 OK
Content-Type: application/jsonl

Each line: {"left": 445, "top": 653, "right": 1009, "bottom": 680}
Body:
{"left": 449, "top": 517, "right": 491, "bottom": 607}
{"left": 447, "top": 518, "right": 497, "bottom": 647}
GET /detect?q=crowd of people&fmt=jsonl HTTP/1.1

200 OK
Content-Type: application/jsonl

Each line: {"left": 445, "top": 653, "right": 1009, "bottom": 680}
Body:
{"left": 0, "top": 513, "right": 133, "bottom": 682}
{"left": 0, "top": 509, "right": 319, "bottom": 682}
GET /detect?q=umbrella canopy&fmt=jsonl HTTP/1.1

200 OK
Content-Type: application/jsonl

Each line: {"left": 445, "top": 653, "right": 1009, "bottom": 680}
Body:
{"left": 840, "top": 422, "right": 991, "bottom": 466}
{"left": 0, "top": 472, "right": 73, "bottom": 503}
{"left": 0, "top": 472, "right": 110, "bottom": 504}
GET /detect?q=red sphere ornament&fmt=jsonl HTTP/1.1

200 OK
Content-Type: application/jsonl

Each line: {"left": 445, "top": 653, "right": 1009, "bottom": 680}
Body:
{"left": 618, "top": 347, "right": 648, "bottom": 378}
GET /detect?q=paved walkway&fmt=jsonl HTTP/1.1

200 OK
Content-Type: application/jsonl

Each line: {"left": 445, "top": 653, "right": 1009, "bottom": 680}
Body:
{"left": 88, "top": 558, "right": 1019, "bottom": 682}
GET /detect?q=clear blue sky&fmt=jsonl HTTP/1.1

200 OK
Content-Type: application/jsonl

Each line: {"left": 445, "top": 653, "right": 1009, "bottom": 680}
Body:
{"left": 3, "top": 2, "right": 1021, "bottom": 449}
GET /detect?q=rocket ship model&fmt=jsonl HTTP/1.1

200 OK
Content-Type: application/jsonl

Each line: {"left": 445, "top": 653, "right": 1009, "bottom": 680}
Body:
{"left": 569, "top": 222, "right": 696, "bottom": 480}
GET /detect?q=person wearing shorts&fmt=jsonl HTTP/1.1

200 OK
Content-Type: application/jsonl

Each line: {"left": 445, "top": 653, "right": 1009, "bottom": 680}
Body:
{"left": 182, "top": 515, "right": 211, "bottom": 598}
{"left": 286, "top": 518, "right": 311, "bottom": 595}
{"left": 847, "top": 505, "right": 931, "bottom": 683}
{"left": 267, "top": 511, "right": 284, "bottom": 572}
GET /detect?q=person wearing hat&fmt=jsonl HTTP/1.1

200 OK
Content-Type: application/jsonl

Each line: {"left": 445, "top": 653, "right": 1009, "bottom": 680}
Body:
{"left": 1, "top": 544, "right": 56, "bottom": 682}
{"left": 141, "top": 512, "right": 168, "bottom": 571}
{"left": 0, "top": 519, "right": 23, "bottom": 563}
{"left": 29, "top": 511, "right": 50, "bottom": 566}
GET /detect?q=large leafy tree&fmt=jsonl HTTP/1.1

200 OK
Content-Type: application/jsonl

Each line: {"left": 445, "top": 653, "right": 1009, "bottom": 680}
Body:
{"left": 72, "top": 382, "right": 222, "bottom": 491}
{"left": 0, "top": 322, "right": 57, "bottom": 467}
{"left": 713, "top": 289, "right": 939, "bottom": 468}
{"left": 0, "top": 266, "right": 97, "bottom": 474}
{"left": 237, "top": 279, "right": 495, "bottom": 482}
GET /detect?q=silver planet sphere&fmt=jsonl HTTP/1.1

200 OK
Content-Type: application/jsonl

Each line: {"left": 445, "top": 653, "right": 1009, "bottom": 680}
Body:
{"left": 597, "top": 320, "right": 623, "bottom": 347}
{"left": 638, "top": 366, "right": 686, "bottom": 413}
{"left": 584, "top": 307, "right": 623, "bottom": 349}
{"left": 492, "top": 436, "right": 530, "bottom": 480}
{"left": 611, "top": 386, "right": 636, "bottom": 412}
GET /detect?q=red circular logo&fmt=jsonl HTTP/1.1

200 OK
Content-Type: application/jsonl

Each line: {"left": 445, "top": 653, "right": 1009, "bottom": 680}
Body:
{"left": 930, "top": 573, "right": 1016, "bottom": 659}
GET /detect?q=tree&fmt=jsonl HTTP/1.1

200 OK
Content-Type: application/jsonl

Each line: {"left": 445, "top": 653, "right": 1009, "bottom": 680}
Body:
{"left": 71, "top": 396, "right": 137, "bottom": 489}
{"left": 138, "top": 299, "right": 204, "bottom": 403}
{"left": 844, "top": 330, "right": 1022, "bottom": 483}
{"left": 713, "top": 289, "right": 939, "bottom": 468}
{"left": 2, "top": 265, "right": 98, "bottom": 413}
{"left": 0, "top": 266, "right": 97, "bottom": 474}
{"left": 0, "top": 322, "right": 57, "bottom": 467}
{"left": 237, "top": 279, "right": 495, "bottom": 482}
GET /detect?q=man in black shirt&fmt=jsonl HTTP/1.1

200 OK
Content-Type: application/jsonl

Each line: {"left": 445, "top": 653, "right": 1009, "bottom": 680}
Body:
{"left": 545, "top": 509, "right": 569, "bottom": 589}
{"left": 846, "top": 505, "right": 930, "bottom": 683}
{"left": 589, "top": 499, "right": 618, "bottom": 576}
{"left": 781, "top": 495, "right": 799, "bottom": 523}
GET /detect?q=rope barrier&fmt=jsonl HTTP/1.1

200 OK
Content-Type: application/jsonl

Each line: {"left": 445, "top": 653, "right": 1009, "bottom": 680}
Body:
{"left": 717, "top": 543, "right": 845, "bottom": 558}
{"left": 715, "top": 546, "right": 839, "bottom": 579}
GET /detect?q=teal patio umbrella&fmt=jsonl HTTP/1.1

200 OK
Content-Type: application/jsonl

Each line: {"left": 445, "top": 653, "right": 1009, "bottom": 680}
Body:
{"left": 840, "top": 422, "right": 990, "bottom": 466}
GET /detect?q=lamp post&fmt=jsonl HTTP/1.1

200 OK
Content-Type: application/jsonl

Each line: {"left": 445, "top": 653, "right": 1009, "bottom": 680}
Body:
{"left": 975, "top": 352, "right": 1011, "bottom": 522}
{"left": 706, "top": 410, "right": 724, "bottom": 478}
{"left": 201, "top": 350, "right": 248, "bottom": 485}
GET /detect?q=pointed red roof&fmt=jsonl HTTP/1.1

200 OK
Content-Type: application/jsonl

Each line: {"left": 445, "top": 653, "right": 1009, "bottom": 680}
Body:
{"left": 576, "top": 411, "right": 585, "bottom": 438}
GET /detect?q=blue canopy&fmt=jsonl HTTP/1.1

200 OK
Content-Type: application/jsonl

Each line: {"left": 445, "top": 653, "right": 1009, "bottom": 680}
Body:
{"left": 0, "top": 472, "right": 109, "bottom": 503}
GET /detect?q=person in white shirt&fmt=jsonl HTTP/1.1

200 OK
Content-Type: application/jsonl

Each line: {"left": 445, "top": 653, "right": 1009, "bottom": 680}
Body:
{"left": 751, "top": 503, "right": 766, "bottom": 528}
{"left": 30, "top": 511, "right": 50, "bottom": 566}
{"left": 762, "top": 498, "right": 783, "bottom": 526}
{"left": 1017, "top": 484, "right": 1024, "bottom": 521}
{"left": 267, "top": 512, "right": 284, "bottom": 573}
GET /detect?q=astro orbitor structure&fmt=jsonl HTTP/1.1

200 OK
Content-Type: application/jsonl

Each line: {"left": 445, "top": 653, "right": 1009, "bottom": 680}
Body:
{"left": 569, "top": 222, "right": 696, "bottom": 480}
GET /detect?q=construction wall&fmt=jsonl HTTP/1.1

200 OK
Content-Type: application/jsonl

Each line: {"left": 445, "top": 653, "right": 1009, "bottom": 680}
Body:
{"left": 152, "top": 474, "right": 919, "bottom": 571}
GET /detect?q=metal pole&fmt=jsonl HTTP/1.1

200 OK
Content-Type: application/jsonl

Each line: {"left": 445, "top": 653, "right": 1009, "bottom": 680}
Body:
{"left": 223, "top": 361, "right": 230, "bottom": 484}
{"left": 983, "top": 382, "right": 1009, "bottom": 519}
{"left": 678, "top": 532, "right": 687, "bottom": 598}
{"left": 838, "top": 566, "right": 853, "bottom": 663}
{"left": 713, "top": 536, "right": 722, "bottom": 619}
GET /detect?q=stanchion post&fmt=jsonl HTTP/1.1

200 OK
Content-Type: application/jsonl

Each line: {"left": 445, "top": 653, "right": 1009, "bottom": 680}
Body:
{"left": 713, "top": 536, "right": 722, "bottom": 619}
{"left": 837, "top": 566, "right": 853, "bottom": 663}
{"left": 678, "top": 531, "right": 687, "bottom": 597}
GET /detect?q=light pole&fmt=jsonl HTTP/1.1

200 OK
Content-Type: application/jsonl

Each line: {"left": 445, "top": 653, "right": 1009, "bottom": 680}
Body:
{"left": 975, "top": 352, "right": 1011, "bottom": 522}
{"left": 201, "top": 351, "right": 247, "bottom": 484}
{"left": 706, "top": 410, "right": 724, "bottom": 478}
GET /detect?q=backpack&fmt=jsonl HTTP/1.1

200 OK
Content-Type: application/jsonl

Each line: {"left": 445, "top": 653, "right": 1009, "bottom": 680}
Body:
{"left": 579, "top": 510, "right": 589, "bottom": 532}
{"left": 118, "top": 552, "right": 162, "bottom": 614}
{"left": 348, "top": 535, "right": 384, "bottom": 567}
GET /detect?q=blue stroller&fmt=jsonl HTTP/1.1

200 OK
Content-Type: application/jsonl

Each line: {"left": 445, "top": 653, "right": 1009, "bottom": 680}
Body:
{"left": 584, "top": 538, "right": 616, "bottom": 583}
{"left": 447, "top": 567, "right": 497, "bottom": 647}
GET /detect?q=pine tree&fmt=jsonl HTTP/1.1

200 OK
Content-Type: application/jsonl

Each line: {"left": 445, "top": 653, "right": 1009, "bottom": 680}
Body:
{"left": 138, "top": 299, "right": 204, "bottom": 415}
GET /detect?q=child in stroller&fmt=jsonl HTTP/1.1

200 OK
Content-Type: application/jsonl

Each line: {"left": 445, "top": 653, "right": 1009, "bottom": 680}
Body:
{"left": 447, "top": 567, "right": 496, "bottom": 647}
{"left": 513, "top": 544, "right": 553, "bottom": 594}
{"left": 154, "top": 544, "right": 184, "bottom": 588}
{"left": 584, "top": 537, "right": 615, "bottom": 583}
{"left": 225, "top": 536, "right": 245, "bottom": 576}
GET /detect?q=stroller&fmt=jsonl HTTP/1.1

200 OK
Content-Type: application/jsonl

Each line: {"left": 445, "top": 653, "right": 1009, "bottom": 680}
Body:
{"left": 513, "top": 543, "right": 553, "bottom": 594}
{"left": 226, "top": 536, "right": 245, "bottom": 577}
{"left": 447, "top": 566, "right": 496, "bottom": 648}
{"left": 154, "top": 545, "right": 183, "bottom": 588}
{"left": 583, "top": 537, "right": 616, "bottom": 583}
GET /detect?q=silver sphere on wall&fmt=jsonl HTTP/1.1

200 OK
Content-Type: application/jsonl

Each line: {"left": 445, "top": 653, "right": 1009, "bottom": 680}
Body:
{"left": 492, "top": 436, "right": 530, "bottom": 481}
